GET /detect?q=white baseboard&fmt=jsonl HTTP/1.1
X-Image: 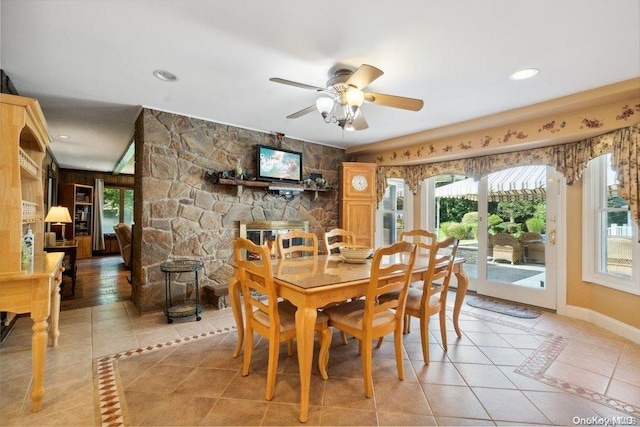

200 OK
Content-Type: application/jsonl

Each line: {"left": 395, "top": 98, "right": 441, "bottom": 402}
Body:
{"left": 566, "top": 305, "right": 640, "bottom": 344}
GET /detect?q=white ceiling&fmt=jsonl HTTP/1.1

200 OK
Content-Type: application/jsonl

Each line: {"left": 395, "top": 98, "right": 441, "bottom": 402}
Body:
{"left": 1, "top": 0, "right": 639, "bottom": 175}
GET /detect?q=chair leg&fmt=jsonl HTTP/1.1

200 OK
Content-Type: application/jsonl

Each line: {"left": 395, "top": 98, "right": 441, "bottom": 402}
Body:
{"left": 265, "top": 335, "right": 280, "bottom": 401}
{"left": 242, "top": 328, "right": 253, "bottom": 376}
{"left": 420, "top": 315, "right": 430, "bottom": 364}
{"left": 375, "top": 336, "right": 384, "bottom": 348}
{"left": 439, "top": 308, "right": 448, "bottom": 352}
{"left": 318, "top": 327, "right": 332, "bottom": 380}
{"left": 404, "top": 314, "right": 411, "bottom": 334}
{"left": 340, "top": 331, "right": 349, "bottom": 345}
{"left": 287, "top": 339, "right": 294, "bottom": 356}
{"left": 361, "top": 339, "right": 374, "bottom": 398}
{"left": 394, "top": 329, "right": 405, "bottom": 381}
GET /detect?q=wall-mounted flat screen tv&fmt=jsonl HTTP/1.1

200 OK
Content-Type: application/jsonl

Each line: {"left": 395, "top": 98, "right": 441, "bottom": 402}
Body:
{"left": 256, "top": 145, "right": 303, "bottom": 183}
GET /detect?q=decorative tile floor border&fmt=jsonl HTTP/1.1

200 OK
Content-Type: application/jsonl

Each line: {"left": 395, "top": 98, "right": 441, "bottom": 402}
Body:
{"left": 94, "top": 325, "right": 237, "bottom": 427}
{"left": 465, "top": 310, "right": 640, "bottom": 417}
{"left": 94, "top": 311, "right": 640, "bottom": 426}
{"left": 514, "top": 332, "right": 640, "bottom": 417}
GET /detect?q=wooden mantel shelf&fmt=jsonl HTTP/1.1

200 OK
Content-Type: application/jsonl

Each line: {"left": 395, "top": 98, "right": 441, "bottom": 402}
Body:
{"left": 217, "top": 178, "right": 334, "bottom": 200}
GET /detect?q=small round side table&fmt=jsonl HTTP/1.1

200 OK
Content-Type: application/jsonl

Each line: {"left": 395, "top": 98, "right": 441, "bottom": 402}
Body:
{"left": 160, "top": 259, "right": 204, "bottom": 324}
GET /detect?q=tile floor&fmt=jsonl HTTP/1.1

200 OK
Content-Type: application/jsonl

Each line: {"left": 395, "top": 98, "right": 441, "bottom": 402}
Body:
{"left": 0, "top": 292, "right": 638, "bottom": 426}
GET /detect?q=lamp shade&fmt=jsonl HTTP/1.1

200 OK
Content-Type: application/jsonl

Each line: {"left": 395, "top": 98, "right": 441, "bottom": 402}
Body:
{"left": 45, "top": 206, "right": 72, "bottom": 224}
{"left": 346, "top": 89, "right": 364, "bottom": 107}
{"left": 315, "top": 97, "right": 334, "bottom": 115}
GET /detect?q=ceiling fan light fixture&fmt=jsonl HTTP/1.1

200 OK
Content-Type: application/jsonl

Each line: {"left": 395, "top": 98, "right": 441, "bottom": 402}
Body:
{"left": 316, "top": 97, "right": 334, "bottom": 115}
{"left": 346, "top": 89, "right": 364, "bottom": 107}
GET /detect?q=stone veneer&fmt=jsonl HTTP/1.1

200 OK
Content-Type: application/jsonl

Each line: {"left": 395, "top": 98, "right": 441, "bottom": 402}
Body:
{"left": 133, "top": 108, "right": 347, "bottom": 313}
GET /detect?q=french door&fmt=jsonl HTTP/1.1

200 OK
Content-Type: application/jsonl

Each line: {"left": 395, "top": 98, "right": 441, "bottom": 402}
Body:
{"left": 430, "top": 166, "right": 564, "bottom": 310}
{"left": 473, "top": 167, "right": 563, "bottom": 310}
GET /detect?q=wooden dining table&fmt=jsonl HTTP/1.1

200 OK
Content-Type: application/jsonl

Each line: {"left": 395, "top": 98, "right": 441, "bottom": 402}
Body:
{"left": 229, "top": 253, "right": 468, "bottom": 423}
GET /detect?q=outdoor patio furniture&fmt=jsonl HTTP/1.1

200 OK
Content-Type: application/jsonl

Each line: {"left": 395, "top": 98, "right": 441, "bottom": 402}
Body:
{"left": 519, "top": 232, "right": 545, "bottom": 264}
{"left": 491, "top": 233, "right": 524, "bottom": 264}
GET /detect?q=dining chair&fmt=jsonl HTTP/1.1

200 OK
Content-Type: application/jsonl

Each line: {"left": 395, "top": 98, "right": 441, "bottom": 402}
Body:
{"left": 323, "top": 228, "right": 356, "bottom": 254}
{"left": 233, "top": 237, "right": 332, "bottom": 401}
{"left": 321, "top": 240, "right": 417, "bottom": 398}
{"left": 378, "top": 234, "right": 459, "bottom": 364}
{"left": 276, "top": 230, "right": 318, "bottom": 259}
{"left": 395, "top": 229, "right": 438, "bottom": 317}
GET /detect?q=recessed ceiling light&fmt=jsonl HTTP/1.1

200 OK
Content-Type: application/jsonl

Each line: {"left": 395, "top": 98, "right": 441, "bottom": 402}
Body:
{"left": 153, "top": 70, "right": 177, "bottom": 82}
{"left": 509, "top": 68, "right": 539, "bottom": 81}
{"left": 58, "top": 135, "right": 71, "bottom": 139}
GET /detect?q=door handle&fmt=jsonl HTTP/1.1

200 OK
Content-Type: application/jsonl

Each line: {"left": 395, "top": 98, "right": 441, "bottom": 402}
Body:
{"left": 549, "top": 230, "right": 556, "bottom": 245}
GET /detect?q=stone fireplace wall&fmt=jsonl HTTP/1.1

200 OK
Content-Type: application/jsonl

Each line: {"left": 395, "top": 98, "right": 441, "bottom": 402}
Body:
{"left": 133, "top": 108, "right": 347, "bottom": 313}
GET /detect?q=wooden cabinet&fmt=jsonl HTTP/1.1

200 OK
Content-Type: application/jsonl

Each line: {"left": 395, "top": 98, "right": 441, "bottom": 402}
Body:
{"left": 339, "top": 162, "right": 377, "bottom": 248}
{"left": 0, "top": 95, "right": 66, "bottom": 412}
{"left": 0, "top": 94, "right": 49, "bottom": 274}
{"left": 59, "top": 183, "right": 94, "bottom": 259}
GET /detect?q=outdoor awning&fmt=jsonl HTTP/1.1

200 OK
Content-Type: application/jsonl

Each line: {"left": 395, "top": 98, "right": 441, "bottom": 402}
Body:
{"left": 435, "top": 165, "right": 547, "bottom": 202}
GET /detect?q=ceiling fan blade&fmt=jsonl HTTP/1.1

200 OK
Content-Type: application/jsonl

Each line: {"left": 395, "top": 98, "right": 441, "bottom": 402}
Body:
{"left": 364, "top": 92, "right": 424, "bottom": 111}
{"left": 286, "top": 105, "right": 317, "bottom": 119}
{"left": 346, "top": 64, "right": 384, "bottom": 90}
{"left": 351, "top": 112, "right": 368, "bottom": 130}
{"left": 269, "top": 77, "right": 325, "bottom": 91}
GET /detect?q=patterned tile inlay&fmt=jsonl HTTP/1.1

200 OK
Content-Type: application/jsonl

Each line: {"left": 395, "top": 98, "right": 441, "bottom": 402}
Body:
{"left": 513, "top": 330, "right": 640, "bottom": 417}
{"left": 94, "top": 325, "right": 237, "bottom": 427}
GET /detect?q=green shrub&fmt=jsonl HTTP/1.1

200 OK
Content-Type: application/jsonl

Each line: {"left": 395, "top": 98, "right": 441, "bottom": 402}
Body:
{"left": 462, "top": 212, "right": 478, "bottom": 223}
{"left": 507, "top": 223, "right": 522, "bottom": 234}
{"left": 470, "top": 223, "right": 479, "bottom": 239}
{"left": 488, "top": 214, "right": 503, "bottom": 233}
{"left": 526, "top": 217, "right": 545, "bottom": 233}
{"left": 441, "top": 222, "right": 474, "bottom": 240}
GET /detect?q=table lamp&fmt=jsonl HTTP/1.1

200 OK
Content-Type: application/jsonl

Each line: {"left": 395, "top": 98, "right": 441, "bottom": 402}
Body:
{"left": 45, "top": 206, "right": 72, "bottom": 244}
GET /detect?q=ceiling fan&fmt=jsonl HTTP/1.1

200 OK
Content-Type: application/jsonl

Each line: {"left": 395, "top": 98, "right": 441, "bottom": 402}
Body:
{"left": 270, "top": 64, "right": 424, "bottom": 131}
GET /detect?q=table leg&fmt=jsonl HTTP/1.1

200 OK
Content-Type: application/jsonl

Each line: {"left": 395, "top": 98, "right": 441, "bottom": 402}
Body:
{"left": 30, "top": 316, "right": 48, "bottom": 412}
{"left": 229, "top": 277, "right": 244, "bottom": 358}
{"left": 295, "top": 305, "right": 317, "bottom": 423}
{"left": 49, "top": 269, "right": 62, "bottom": 347}
{"left": 452, "top": 268, "right": 469, "bottom": 338}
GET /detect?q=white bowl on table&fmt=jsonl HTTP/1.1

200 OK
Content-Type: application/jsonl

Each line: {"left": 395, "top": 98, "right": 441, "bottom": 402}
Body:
{"left": 339, "top": 245, "right": 373, "bottom": 263}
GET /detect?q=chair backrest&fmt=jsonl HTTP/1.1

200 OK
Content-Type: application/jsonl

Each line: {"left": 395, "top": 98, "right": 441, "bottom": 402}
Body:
{"left": 492, "top": 232, "right": 520, "bottom": 247}
{"left": 399, "top": 229, "right": 437, "bottom": 255}
{"left": 364, "top": 240, "right": 417, "bottom": 326}
{"left": 113, "top": 223, "right": 132, "bottom": 267}
{"left": 420, "top": 236, "right": 459, "bottom": 308}
{"left": 519, "top": 232, "right": 542, "bottom": 243}
{"left": 233, "top": 237, "right": 280, "bottom": 326}
{"left": 276, "top": 230, "right": 318, "bottom": 259}
{"left": 324, "top": 228, "right": 356, "bottom": 254}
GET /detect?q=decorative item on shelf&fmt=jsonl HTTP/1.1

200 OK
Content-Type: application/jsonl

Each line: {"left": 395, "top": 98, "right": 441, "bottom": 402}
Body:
{"left": 236, "top": 160, "right": 245, "bottom": 180}
{"left": 45, "top": 206, "right": 72, "bottom": 244}
{"left": 22, "top": 225, "right": 34, "bottom": 261}
{"left": 205, "top": 170, "right": 219, "bottom": 184}
{"left": 302, "top": 175, "right": 333, "bottom": 190}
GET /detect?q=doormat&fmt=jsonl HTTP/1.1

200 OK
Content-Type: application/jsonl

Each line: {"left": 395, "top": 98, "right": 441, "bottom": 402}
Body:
{"left": 466, "top": 296, "right": 542, "bottom": 318}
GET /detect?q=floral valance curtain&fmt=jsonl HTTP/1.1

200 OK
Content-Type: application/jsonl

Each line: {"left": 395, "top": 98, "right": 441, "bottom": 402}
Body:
{"left": 376, "top": 123, "right": 639, "bottom": 227}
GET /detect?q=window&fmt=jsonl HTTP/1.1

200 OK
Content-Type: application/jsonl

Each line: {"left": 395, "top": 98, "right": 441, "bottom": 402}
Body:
{"left": 377, "top": 179, "right": 409, "bottom": 246}
{"left": 103, "top": 186, "right": 134, "bottom": 232}
{"left": 583, "top": 154, "right": 639, "bottom": 294}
